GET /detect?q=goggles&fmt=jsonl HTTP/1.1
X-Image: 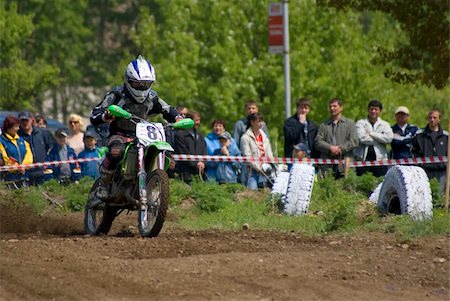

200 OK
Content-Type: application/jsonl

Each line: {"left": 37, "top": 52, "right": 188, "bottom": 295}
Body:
{"left": 128, "top": 80, "right": 153, "bottom": 90}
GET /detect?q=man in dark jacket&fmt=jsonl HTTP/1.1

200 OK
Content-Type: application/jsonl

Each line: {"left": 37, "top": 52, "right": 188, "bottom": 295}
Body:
{"left": 412, "top": 109, "right": 448, "bottom": 191}
{"left": 391, "top": 106, "right": 418, "bottom": 159}
{"left": 174, "top": 111, "right": 207, "bottom": 184}
{"left": 17, "top": 111, "right": 55, "bottom": 185}
{"left": 283, "top": 98, "right": 319, "bottom": 159}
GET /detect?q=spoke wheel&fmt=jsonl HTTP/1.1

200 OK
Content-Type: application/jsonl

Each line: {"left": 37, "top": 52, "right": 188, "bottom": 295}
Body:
{"left": 84, "top": 179, "right": 117, "bottom": 235}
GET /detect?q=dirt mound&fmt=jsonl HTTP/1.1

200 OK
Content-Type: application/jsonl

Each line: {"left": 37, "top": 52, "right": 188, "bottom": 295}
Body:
{"left": 0, "top": 202, "right": 84, "bottom": 235}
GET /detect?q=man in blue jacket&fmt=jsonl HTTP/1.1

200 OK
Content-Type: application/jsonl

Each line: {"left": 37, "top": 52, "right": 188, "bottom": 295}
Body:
{"left": 391, "top": 106, "right": 418, "bottom": 159}
{"left": 17, "top": 111, "right": 55, "bottom": 185}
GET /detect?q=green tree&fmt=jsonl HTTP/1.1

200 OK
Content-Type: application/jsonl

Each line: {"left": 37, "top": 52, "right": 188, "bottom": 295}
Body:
{"left": 318, "top": 0, "right": 450, "bottom": 89}
{"left": 0, "top": 1, "right": 58, "bottom": 110}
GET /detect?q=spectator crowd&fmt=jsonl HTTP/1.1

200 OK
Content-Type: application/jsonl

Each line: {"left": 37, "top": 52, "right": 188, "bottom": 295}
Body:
{"left": 0, "top": 98, "right": 447, "bottom": 192}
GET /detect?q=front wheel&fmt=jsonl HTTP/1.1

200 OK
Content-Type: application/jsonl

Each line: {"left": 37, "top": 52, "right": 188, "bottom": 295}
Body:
{"left": 138, "top": 169, "right": 169, "bottom": 237}
{"left": 84, "top": 179, "right": 118, "bottom": 235}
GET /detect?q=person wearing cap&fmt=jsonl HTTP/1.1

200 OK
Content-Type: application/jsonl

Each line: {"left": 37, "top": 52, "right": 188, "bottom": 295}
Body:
{"left": 77, "top": 130, "right": 101, "bottom": 179}
{"left": 204, "top": 119, "right": 241, "bottom": 183}
{"left": 354, "top": 100, "right": 393, "bottom": 177}
{"left": 391, "top": 106, "right": 418, "bottom": 159}
{"left": 17, "top": 111, "right": 55, "bottom": 185}
{"left": 46, "top": 127, "right": 80, "bottom": 183}
{"left": 0, "top": 115, "right": 33, "bottom": 184}
{"left": 283, "top": 97, "right": 319, "bottom": 161}
{"left": 412, "top": 109, "right": 448, "bottom": 191}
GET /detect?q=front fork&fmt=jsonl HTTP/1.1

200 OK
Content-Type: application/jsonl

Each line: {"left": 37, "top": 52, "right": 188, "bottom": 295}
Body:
{"left": 137, "top": 145, "right": 164, "bottom": 211}
{"left": 137, "top": 145, "right": 148, "bottom": 211}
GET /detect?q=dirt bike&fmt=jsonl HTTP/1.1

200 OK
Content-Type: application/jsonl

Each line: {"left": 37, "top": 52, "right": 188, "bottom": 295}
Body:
{"left": 84, "top": 105, "right": 193, "bottom": 237}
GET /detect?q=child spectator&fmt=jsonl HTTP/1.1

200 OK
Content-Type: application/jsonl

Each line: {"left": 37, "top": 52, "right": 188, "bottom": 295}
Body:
{"left": 47, "top": 128, "right": 80, "bottom": 183}
{"left": 34, "top": 114, "right": 47, "bottom": 128}
{"left": 77, "top": 130, "right": 101, "bottom": 179}
{"left": 0, "top": 116, "right": 33, "bottom": 183}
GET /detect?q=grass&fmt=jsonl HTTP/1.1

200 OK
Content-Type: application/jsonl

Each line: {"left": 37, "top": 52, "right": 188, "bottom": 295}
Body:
{"left": 1, "top": 171, "right": 449, "bottom": 240}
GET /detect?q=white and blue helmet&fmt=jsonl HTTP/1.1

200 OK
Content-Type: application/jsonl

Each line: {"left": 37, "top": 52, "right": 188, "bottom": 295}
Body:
{"left": 124, "top": 55, "right": 156, "bottom": 103}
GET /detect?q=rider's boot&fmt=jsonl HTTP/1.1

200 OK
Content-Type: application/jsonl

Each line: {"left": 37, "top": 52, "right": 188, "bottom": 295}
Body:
{"left": 96, "top": 167, "right": 114, "bottom": 200}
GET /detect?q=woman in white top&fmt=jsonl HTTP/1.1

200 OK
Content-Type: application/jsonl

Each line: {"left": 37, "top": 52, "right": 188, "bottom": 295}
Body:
{"left": 67, "top": 113, "right": 84, "bottom": 155}
{"left": 240, "top": 112, "right": 273, "bottom": 190}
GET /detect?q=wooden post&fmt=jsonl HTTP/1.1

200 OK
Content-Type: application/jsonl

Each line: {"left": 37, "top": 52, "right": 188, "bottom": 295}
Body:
{"left": 344, "top": 157, "right": 351, "bottom": 178}
{"left": 444, "top": 120, "right": 450, "bottom": 213}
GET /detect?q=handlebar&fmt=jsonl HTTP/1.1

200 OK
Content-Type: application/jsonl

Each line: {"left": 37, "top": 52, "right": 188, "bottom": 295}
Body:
{"left": 107, "top": 105, "right": 194, "bottom": 130}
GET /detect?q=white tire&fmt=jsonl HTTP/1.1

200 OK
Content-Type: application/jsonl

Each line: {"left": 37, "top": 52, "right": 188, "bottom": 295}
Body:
{"left": 271, "top": 171, "right": 290, "bottom": 204}
{"left": 378, "top": 165, "right": 433, "bottom": 220}
{"left": 283, "top": 164, "right": 315, "bottom": 215}
{"left": 369, "top": 182, "right": 383, "bottom": 204}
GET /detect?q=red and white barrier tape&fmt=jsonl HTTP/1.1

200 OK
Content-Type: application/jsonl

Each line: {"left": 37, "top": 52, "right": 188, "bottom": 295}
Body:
{"left": 0, "top": 155, "right": 447, "bottom": 172}
{"left": 172, "top": 155, "right": 447, "bottom": 167}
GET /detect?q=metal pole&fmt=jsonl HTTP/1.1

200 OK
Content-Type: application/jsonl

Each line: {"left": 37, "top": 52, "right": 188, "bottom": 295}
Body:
{"left": 283, "top": 0, "right": 291, "bottom": 119}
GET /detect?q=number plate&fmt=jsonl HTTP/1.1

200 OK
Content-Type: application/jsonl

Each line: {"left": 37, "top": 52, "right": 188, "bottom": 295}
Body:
{"left": 136, "top": 122, "right": 165, "bottom": 146}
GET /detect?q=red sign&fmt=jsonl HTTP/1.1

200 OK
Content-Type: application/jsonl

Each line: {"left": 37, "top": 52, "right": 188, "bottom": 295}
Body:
{"left": 268, "top": 3, "right": 283, "bottom": 54}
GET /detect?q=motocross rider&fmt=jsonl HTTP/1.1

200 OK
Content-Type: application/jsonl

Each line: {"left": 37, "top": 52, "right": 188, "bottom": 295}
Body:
{"left": 90, "top": 55, "right": 182, "bottom": 199}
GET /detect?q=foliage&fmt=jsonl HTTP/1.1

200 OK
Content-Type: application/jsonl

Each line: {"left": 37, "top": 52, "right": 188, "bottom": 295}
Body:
{"left": 1, "top": 174, "right": 448, "bottom": 240}
{"left": 381, "top": 210, "right": 450, "bottom": 242}
{"left": 342, "top": 170, "right": 382, "bottom": 196}
{"left": 1, "top": 0, "right": 448, "bottom": 150}
{"left": 0, "top": 2, "right": 58, "bottom": 110}
{"left": 429, "top": 178, "right": 444, "bottom": 208}
{"left": 191, "top": 180, "right": 235, "bottom": 213}
{"left": 318, "top": 0, "right": 450, "bottom": 89}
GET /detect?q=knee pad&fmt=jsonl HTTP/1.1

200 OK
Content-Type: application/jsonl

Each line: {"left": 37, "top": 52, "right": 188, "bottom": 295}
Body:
{"left": 104, "top": 142, "right": 125, "bottom": 169}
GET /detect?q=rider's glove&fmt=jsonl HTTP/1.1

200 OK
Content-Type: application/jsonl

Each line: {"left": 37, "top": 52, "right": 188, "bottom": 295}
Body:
{"left": 102, "top": 110, "right": 115, "bottom": 122}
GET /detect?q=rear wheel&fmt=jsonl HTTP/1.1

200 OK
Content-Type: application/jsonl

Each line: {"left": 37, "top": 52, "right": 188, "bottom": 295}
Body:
{"left": 84, "top": 179, "right": 118, "bottom": 235}
{"left": 138, "top": 169, "right": 169, "bottom": 237}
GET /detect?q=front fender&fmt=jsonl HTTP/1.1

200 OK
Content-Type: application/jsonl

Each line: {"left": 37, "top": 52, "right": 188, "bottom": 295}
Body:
{"left": 145, "top": 141, "right": 174, "bottom": 171}
{"left": 146, "top": 141, "right": 174, "bottom": 152}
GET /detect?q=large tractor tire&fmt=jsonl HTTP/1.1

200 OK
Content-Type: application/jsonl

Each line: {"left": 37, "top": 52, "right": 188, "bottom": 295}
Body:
{"left": 377, "top": 165, "right": 433, "bottom": 220}
{"left": 283, "top": 164, "right": 315, "bottom": 215}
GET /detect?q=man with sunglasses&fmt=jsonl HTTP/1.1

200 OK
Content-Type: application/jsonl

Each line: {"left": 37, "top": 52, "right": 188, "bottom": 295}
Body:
{"left": 90, "top": 55, "right": 182, "bottom": 199}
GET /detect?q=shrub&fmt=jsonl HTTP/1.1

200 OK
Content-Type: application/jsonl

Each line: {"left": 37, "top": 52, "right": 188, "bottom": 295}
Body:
{"left": 192, "top": 180, "right": 234, "bottom": 213}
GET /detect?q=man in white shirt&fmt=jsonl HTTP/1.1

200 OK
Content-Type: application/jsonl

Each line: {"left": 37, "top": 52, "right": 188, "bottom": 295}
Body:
{"left": 354, "top": 100, "right": 394, "bottom": 177}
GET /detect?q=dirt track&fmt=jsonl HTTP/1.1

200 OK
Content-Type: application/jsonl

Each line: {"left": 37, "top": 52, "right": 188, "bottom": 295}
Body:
{"left": 0, "top": 203, "right": 449, "bottom": 301}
